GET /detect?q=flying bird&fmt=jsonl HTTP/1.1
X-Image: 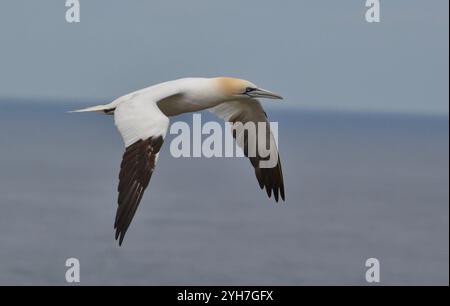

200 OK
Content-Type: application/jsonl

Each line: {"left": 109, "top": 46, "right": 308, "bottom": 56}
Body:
{"left": 72, "top": 77, "right": 285, "bottom": 245}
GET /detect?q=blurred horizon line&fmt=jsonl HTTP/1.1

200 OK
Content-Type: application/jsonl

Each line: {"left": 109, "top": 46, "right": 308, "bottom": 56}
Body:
{"left": 1, "top": 96, "right": 449, "bottom": 119}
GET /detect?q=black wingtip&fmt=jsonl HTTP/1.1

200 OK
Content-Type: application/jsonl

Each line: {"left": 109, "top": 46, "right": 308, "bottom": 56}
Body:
{"left": 265, "top": 185, "right": 272, "bottom": 198}
{"left": 113, "top": 136, "right": 164, "bottom": 247}
{"left": 114, "top": 221, "right": 125, "bottom": 246}
{"left": 114, "top": 229, "right": 124, "bottom": 246}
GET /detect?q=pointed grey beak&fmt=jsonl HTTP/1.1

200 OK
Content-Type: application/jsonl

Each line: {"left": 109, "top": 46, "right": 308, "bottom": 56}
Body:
{"left": 250, "top": 88, "right": 283, "bottom": 100}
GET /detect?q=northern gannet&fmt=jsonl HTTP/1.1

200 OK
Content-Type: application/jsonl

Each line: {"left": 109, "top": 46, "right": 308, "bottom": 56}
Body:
{"left": 72, "top": 77, "right": 285, "bottom": 245}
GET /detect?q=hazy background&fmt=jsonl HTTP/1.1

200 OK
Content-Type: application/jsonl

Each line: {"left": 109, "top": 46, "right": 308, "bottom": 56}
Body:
{"left": 0, "top": 0, "right": 448, "bottom": 114}
{"left": 0, "top": 1, "right": 448, "bottom": 285}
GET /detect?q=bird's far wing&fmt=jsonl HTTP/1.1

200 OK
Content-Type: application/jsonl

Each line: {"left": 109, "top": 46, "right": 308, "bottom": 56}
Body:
{"left": 113, "top": 96, "right": 170, "bottom": 245}
{"left": 209, "top": 100, "right": 285, "bottom": 202}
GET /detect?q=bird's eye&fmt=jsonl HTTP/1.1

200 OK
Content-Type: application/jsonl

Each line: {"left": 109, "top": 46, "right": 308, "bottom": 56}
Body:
{"left": 244, "top": 87, "right": 256, "bottom": 93}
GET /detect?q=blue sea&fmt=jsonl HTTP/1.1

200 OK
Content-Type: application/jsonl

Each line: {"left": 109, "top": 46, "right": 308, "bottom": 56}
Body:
{"left": 0, "top": 102, "right": 448, "bottom": 285}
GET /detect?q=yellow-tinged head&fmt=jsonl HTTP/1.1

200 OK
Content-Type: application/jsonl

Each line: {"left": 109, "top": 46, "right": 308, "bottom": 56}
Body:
{"left": 213, "top": 77, "right": 283, "bottom": 100}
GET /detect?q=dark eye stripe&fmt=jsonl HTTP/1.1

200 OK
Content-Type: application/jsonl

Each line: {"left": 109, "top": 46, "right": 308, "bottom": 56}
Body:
{"left": 244, "top": 87, "right": 256, "bottom": 93}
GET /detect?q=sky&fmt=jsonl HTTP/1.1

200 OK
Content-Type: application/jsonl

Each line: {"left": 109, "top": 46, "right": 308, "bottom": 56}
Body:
{"left": 0, "top": 0, "right": 448, "bottom": 114}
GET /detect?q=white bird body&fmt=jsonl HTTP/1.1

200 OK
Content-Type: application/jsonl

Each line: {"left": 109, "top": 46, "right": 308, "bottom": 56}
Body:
{"left": 72, "top": 77, "right": 285, "bottom": 245}
{"left": 81, "top": 78, "right": 223, "bottom": 116}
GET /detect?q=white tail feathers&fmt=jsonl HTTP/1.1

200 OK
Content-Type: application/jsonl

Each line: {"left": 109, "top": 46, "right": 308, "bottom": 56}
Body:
{"left": 69, "top": 104, "right": 114, "bottom": 114}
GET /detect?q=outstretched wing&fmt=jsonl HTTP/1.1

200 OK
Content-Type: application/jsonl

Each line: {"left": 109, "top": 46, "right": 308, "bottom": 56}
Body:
{"left": 210, "top": 99, "right": 285, "bottom": 202}
{"left": 113, "top": 97, "right": 170, "bottom": 245}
